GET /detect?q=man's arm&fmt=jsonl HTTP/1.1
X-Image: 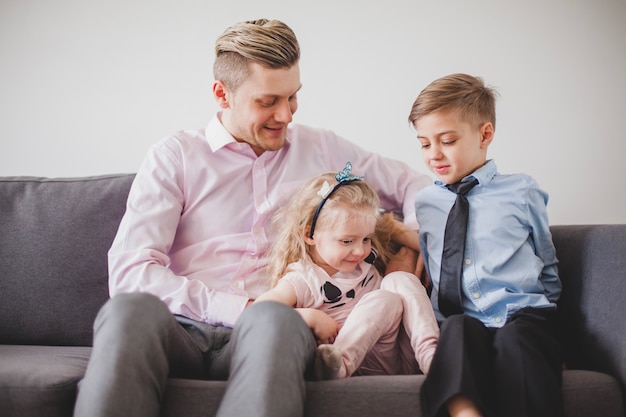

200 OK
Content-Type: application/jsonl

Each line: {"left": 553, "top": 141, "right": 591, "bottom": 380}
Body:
{"left": 108, "top": 141, "right": 249, "bottom": 328}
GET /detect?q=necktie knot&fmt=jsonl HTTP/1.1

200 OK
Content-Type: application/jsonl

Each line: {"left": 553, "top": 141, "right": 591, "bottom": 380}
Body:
{"left": 447, "top": 178, "right": 479, "bottom": 196}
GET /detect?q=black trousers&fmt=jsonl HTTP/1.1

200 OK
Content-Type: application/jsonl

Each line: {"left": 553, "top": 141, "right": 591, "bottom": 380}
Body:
{"left": 421, "top": 307, "right": 563, "bottom": 417}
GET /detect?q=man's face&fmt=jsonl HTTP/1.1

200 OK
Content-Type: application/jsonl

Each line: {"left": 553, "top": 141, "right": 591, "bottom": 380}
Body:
{"left": 219, "top": 62, "right": 301, "bottom": 156}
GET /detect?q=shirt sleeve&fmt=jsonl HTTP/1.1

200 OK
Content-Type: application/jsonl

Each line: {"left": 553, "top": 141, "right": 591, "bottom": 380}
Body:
{"left": 526, "top": 177, "right": 562, "bottom": 303}
{"left": 281, "top": 268, "right": 324, "bottom": 309}
{"left": 108, "top": 139, "right": 248, "bottom": 327}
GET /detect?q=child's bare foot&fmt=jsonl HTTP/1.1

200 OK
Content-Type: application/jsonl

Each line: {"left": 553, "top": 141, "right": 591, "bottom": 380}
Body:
{"left": 314, "top": 344, "right": 344, "bottom": 380}
{"left": 447, "top": 394, "right": 483, "bottom": 417}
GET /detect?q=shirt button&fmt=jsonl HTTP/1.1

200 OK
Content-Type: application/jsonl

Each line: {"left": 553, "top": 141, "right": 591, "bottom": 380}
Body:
{"left": 472, "top": 292, "right": 480, "bottom": 299}
{"left": 465, "top": 259, "right": 471, "bottom": 265}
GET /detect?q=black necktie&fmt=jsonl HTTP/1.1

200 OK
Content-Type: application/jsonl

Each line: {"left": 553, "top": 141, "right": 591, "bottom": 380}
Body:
{"left": 438, "top": 178, "right": 479, "bottom": 317}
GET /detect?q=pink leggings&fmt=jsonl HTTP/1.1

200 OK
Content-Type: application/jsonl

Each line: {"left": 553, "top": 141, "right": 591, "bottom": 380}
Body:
{"left": 334, "top": 271, "right": 439, "bottom": 377}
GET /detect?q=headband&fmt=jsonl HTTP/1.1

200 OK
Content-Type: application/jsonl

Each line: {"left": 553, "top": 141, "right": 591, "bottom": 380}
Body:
{"left": 309, "top": 161, "right": 363, "bottom": 238}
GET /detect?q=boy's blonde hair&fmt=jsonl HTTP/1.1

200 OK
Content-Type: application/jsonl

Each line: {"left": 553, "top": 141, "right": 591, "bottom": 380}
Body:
{"left": 213, "top": 19, "right": 300, "bottom": 91}
{"left": 408, "top": 73, "right": 498, "bottom": 128}
{"left": 267, "top": 172, "right": 399, "bottom": 286}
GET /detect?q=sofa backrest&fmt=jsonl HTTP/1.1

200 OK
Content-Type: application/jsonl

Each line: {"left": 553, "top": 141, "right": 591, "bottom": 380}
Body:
{"left": 0, "top": 174, "right": 134, "bottom": 346}
{"left": 551, "top": 224, "right": 626, "bottom": 392}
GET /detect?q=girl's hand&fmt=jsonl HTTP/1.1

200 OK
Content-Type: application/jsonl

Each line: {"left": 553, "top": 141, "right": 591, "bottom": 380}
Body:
{"left": 298, "top": 308, "right": 339, "bottom": 345}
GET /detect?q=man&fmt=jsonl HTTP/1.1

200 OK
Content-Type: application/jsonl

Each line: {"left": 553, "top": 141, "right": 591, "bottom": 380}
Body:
{"left": 74, "top": 18, "right": 431, "bottom": 417}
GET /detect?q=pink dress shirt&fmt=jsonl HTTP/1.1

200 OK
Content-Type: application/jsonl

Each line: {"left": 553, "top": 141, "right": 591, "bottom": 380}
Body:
{"left": 108, "top": 114, "right": 432, "bottom": 327}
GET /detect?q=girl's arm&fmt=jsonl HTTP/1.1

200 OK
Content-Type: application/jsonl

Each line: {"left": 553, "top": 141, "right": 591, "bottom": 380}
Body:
{"left": 255, "top": 280, "right": 298, "bottom": 306}
{"left": 255, "top": 281, "right": 339, "bottom": 345}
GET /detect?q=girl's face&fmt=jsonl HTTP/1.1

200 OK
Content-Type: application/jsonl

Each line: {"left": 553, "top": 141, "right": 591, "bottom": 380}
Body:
{"left": 305, "top": 206, "right": 377, "bottom": 277}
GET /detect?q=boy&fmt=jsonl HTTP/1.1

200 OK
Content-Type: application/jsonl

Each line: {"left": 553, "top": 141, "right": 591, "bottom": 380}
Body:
{"left": 409, "top": 73, "right": 563, "bottom": 417}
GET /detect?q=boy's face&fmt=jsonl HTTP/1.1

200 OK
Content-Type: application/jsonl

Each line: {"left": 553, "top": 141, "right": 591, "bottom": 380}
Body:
{"left": 214, "top": 62, "right": 301, "bottom": 156}
{"left": 415, "top": 109, "right": 493, "bottom": 184}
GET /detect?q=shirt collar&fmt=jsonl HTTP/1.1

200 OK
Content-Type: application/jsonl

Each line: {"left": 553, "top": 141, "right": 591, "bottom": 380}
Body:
{"left": 204, "top": 113, "right": 237, "bottom": 152}
{"left": 435, "top": 159, "right": 498, "bottom": 188}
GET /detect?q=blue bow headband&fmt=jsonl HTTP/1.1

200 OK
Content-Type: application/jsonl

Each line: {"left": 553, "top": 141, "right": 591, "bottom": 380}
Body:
{"left": 309, "top": 162, "right": 363, "bottom": 239}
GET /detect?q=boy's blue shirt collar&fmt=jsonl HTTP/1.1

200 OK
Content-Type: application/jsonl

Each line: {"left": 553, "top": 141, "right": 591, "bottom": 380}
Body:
{"left": 434, "top": 159, "right": 497, "bottom": 189}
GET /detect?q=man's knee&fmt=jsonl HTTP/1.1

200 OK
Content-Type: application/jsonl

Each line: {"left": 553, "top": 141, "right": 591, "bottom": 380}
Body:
{"left": 236, "top": 301, "right": 314, "bottom": 352}
{"left": 95, "top": 292, "right": 172, "bottom": 335}
{"left": 240, "top": 301, "right": 305, "bottom": 332}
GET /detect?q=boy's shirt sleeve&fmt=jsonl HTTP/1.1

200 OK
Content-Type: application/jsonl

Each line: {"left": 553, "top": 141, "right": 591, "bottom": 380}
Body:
{"left": 526, "top": 177, "right": 561, "bottom": 303}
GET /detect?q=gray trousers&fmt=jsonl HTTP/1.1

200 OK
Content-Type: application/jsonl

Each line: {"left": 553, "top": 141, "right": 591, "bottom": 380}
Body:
{"left": 74, "top": 292, "right": 316, "bottom": 417}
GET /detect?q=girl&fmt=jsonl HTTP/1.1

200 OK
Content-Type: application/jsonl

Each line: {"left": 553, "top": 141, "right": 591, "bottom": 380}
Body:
{"left": 255, "top": 163, "right": 439, "bottom": 379}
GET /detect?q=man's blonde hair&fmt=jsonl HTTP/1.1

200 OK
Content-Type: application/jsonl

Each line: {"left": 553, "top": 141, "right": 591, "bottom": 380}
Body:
{"left": 213, "top": 19, "right": 300, "bottom": 91}
{"left": 408, "top": 73, "right": 498, "bottom": 129}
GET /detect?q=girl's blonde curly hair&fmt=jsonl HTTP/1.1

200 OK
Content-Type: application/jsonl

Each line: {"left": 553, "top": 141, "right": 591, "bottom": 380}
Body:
{"left": 266, "top": 172, "right": 409, "bottom": 287}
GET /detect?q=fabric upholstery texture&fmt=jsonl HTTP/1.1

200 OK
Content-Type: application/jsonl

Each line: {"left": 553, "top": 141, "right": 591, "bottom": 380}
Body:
{"left": 552, "top": 225, "right": 626, "bottom": 387}
{"left": 0, "top": 175, "right": 134, "bottom": 346}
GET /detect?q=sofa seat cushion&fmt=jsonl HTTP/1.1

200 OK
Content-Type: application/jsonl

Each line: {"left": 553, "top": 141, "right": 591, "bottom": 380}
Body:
{"left": 0, "top": 346, "right": 622, "bottom": 417}
{"left": 156, "top": 371, "right": 624, "bottom": 417}
{"left": 562, "top": 369, "right": 624, "bottom": 417}
{"left": 0, "top": 345, "right": 91, "bottom": 417}
{"left": 305, "top": 374, "right": 424, "bottom": 416}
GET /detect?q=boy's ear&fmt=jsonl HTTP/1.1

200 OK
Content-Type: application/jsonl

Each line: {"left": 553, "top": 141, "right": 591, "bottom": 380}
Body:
{"left": 213, "top": 80, "right": 230, "bottom": 109}
{"left": 479, "top": 122, "right": 495, "bottom": 148}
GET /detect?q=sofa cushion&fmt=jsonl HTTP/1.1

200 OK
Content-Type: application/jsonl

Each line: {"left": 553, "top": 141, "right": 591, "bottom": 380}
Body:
{"left": 0, "top": 174, "right": 134, "bottom": 346}
{"left": 0, "top": 345, "right": 91, "bottom": 417}
{"left": 561, "top": 370, "right": 624, "bottom": 417}
{"left": 159, "top": 371, "right": 625, "bottom": 417}
{"left": 304, "top": 375, "right": 423, "bottom": 417}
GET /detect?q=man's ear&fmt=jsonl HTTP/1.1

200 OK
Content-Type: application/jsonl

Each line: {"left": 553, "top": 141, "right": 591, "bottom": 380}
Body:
{"left": 479, "top": 122, "right": 494, "bottom": 148}
{"left": 213, "top": 80, "right": 230, "bottom": 109}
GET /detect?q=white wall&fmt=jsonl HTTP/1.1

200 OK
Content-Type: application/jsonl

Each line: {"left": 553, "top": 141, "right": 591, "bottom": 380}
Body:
{"left": 1, "top": 0, "right": 625, "bottom": 225}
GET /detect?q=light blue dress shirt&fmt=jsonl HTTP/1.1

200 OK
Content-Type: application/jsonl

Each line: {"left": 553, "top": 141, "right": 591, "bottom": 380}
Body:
{"left": 415, "top": 160, "right": 561, "bottom": 327}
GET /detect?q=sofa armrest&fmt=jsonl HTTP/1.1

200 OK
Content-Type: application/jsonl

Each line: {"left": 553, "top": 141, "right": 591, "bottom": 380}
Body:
{"left": 551, "top": 224, "right": 626, "bottom": 398}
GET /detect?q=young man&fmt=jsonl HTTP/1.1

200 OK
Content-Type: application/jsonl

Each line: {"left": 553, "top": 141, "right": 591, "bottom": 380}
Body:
{"left": 73, "top": 19, "right": 431, "bottom": 417}
{"left": 410, "top": 73, "right": 563, "bottom": 417}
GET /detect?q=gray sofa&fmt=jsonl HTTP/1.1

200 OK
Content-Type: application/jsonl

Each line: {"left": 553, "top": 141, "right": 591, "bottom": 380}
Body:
{"left": 0, "top": 173, "right": 624, "bottom": 417}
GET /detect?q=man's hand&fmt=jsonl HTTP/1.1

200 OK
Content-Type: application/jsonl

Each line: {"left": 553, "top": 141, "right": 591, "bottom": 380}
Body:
{"left": 386, "top": 246, "right": 431, "bottom": 289}
{"left": 385, "top": 246, "right": 418, "bottom": 274}
{"left": 416, "top": 253, "right": 431, "bottom": 289}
